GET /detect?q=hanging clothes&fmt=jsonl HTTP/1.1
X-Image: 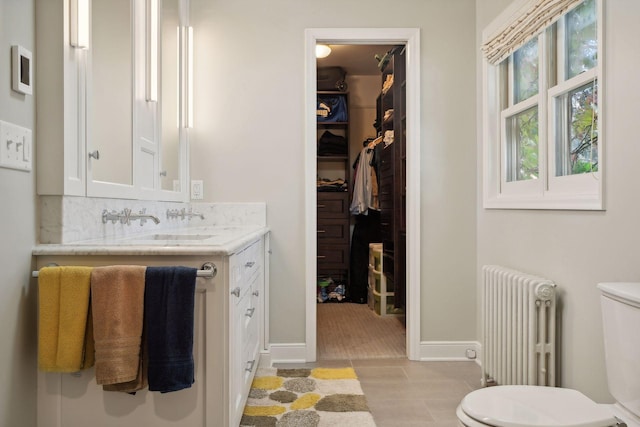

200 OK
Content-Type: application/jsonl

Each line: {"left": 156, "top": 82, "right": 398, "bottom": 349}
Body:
{"left": 350, "top": 137, "right": 382, "bottom": 216}
{"left": 348, "top": 137, "right": 382, "bottom": 304}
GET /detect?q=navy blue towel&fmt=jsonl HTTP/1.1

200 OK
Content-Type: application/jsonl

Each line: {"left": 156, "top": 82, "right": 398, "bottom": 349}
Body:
{"left": 144, "top": 266, "right": 198, "bottom": 393}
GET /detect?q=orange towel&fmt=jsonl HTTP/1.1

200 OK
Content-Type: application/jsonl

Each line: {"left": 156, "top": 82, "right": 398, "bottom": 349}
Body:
{"left": 91, "top": 265, "right": 146, "bottom": 388}
{"left": 102, "top": 330, "right": 147, "bottom": 393}
{"left": 38, "top": 266, "right": 94, "bottom": 372}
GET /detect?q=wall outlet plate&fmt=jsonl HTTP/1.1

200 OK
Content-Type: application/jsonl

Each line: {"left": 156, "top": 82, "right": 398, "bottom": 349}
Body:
{"left": 191, "top": 180, "right": 203, "bottom": 200}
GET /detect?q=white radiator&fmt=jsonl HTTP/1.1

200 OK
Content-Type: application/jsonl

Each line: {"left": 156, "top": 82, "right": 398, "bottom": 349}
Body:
{"left": 481, "top": 265, "right": 557, "bottom": 387}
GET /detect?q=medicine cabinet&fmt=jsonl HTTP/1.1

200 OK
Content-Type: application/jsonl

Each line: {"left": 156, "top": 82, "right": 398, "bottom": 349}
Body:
{"left": 36, "top": 0, "right": 191, "bottom": 202}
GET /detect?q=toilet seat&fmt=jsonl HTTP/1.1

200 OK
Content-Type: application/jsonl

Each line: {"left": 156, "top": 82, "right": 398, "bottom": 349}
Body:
{"left": 459, "top": 386, "right": 618, "bottom": 427}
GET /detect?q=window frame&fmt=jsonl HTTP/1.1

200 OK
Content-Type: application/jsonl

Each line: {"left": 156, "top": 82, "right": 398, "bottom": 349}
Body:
{"left": 482, "top": 0, "right": 604, "bottom": 210}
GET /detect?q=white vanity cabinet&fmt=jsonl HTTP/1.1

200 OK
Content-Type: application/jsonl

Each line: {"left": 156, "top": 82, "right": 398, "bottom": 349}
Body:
{"left": 228, "top": 238, "right": 264, "bottom": 426}
{"left": 34, "top": 233, "right": 268, "bottom": 427}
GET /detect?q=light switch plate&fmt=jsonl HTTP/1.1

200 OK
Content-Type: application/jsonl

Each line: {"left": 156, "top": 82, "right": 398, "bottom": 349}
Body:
{"left": 191, "top": 180, "right": 203, "bottom": 200}
{"left": 0, "top": 120, "right": 32, "bottom": 171}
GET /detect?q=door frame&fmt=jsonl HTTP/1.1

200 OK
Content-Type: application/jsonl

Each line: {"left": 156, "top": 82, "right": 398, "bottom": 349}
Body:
{"left": 304, "top": 28, "right": 421, "bottom": 361}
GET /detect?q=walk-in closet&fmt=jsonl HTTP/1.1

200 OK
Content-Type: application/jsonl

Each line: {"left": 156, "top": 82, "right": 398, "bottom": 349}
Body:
{"left": 315, "top": 44, "right": 407, "bottom": 359}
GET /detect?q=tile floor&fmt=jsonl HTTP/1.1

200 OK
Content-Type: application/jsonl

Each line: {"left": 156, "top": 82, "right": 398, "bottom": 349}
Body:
{"left": 274, "top": 358, "right": 482, "bottom": 427}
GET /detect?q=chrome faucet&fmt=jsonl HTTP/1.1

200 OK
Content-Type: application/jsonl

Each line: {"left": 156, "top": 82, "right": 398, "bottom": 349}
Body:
{"left": 125, "top": 208, "right": 161, "bottom": 225}
{"left": 102, "top": 208, "right": 161, "bottom": 226}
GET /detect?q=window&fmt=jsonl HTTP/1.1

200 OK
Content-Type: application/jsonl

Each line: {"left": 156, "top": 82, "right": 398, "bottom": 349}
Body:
{"left": 483, "top": 0, "right": 603, "bottom": 210}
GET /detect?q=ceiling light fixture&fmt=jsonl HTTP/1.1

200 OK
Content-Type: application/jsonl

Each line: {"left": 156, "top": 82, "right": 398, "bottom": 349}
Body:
{"left": 316, "top": 44, "right": 331, "bottom": 59}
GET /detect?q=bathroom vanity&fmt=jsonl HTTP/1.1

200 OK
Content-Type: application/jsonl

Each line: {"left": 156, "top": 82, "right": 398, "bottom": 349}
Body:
{"left": 33, "top": 224, "right": 269, "bottom": 427}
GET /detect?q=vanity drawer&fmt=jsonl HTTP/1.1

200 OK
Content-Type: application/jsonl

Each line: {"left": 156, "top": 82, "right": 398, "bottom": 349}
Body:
{"left": 240, "top": 239, "right": 263, "bottom": 284}
{"left": 232, "top": 280, "right": 260, "bottom": 413}
{"left": 231, "top": 239, "right": 263, "bottom": 301}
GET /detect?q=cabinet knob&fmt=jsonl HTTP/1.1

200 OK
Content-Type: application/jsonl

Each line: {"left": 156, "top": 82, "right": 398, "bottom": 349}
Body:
{"left": 245, "top": 307, "right": 255, "bottom": 318}
{"left": 230, "top": 287, "right": 241, "bottom": 297}
{"left": 252, "top": 290, "right": 260, "bottom": 297}
{"left": 88, "top": 150, "right": 100, "bottom": 160}
{"left": 245, "top": 261, "right": 255, "bottom": 268}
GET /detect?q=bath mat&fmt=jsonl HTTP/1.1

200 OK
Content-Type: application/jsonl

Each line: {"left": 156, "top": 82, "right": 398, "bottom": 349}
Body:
{"left": 240, "top": 367, "right": 377, "bottom": 427}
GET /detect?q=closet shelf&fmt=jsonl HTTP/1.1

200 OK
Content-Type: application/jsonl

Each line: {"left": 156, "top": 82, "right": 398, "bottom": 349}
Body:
{"left": 317, "top": 121, "right": 348, "bottom": 127}
{"left": 317, "top": 155, "right": 349, "bottom": 161}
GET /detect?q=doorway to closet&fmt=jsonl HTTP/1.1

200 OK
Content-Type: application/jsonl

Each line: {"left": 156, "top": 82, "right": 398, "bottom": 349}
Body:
{"left": 304, "top": 28, "right": 421, "bottom": 363}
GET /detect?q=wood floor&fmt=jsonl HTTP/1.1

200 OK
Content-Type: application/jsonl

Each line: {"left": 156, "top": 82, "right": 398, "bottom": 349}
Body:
{"left": 309, "top": 302, "right": 482, "bottom": 425}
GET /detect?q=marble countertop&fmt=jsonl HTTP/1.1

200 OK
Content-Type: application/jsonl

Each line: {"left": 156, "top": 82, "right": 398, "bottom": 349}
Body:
{"left": 32, "top": 225, "right": 270, "bottom": 256}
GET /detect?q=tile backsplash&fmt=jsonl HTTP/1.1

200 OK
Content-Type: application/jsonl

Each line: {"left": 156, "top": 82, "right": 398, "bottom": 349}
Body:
{"left": 39, "top": 195, "right": 266, "bottom": 244}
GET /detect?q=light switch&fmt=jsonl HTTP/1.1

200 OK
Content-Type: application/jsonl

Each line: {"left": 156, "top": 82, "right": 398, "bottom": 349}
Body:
{"left": 0, "top": 120, "right": 32, "bottom": 171}
{"left": 23, "top": 135, "right": 31, "bottom": 162}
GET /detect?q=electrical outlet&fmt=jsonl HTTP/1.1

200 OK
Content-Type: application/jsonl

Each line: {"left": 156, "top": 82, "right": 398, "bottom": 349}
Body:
{"left": 0, "top": 120, "right": 32, "bottom": 172}
{"left": 191, "top": 180, "right": 203, "bottom": 200}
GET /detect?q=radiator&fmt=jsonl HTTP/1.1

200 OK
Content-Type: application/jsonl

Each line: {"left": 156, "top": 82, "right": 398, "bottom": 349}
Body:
{"left": 481, "top": 265, "right": 557, "bottom": 387}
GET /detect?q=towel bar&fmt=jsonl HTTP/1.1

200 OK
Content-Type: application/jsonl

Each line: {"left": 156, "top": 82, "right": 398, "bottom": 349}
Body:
{"left": 32, "top": 262, "right": 218, "bottom": 278}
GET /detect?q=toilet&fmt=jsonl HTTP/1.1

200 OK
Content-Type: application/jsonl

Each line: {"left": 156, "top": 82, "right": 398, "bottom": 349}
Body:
{"left": 457, "top": 282, "right": 640, "bottom": 427}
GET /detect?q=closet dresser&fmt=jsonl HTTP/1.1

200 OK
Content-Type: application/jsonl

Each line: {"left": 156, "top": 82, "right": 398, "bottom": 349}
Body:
{"left": 317, "top": 90, "right": 351, "bottom": 288}
{"left": 33, "top": 226, "right": 269, "bottom": 427}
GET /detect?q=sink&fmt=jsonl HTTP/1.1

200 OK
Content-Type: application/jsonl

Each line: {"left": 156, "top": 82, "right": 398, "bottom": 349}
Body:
{"left": 141, "top": 234, "right": 217, "bottom": 241}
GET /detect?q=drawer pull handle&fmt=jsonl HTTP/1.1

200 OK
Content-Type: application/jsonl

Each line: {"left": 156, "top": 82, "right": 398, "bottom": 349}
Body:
{"left": 230, "top": 287, "right": 241, "bottom": 297}
{"left": 245, "top": 307, "right": 255, "bottom": 318}
{"left": 245, "top": 261, "right": 255, "bottom": 268}
{"left": 245, "top": 360, "right": 256, "bottom": 372}
{"left": 252, "top": 290, "right": 260, "bottom": 297}
{"left": 317, "top": 255, "right": 326, "bottom": 259}
{"left": 317, "top": 230, "right": 326, "bottom": 233}
{"left": 318, "top": 204, "right": 326, "bottom": 208}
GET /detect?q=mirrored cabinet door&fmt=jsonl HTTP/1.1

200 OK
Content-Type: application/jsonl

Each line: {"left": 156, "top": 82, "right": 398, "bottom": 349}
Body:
{"left": 160, "top": 0, "right": 181, "bottom": 192}
{"left": 88, "top": 0, "right": 134, "bottom": 188}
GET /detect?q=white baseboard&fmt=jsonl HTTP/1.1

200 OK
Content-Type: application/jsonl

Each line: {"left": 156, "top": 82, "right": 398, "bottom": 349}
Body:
{"left": 265, "top": 341, "right": 482, "bottom": 364}
{"left": 419, "top": 341, "right": 481, "bottom": 362}
{"left": 268, "top": 343, "right": 308, "bottom": 364}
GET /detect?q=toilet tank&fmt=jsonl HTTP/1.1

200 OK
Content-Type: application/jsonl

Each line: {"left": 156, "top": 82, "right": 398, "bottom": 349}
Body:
{"left": 597, "top": 282, "right": 640, "bottom": 418}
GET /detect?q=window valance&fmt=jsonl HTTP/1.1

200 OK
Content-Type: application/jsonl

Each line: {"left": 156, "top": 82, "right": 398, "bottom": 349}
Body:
{"left": 482, "top": 0, "right": 583, "bottom": 64}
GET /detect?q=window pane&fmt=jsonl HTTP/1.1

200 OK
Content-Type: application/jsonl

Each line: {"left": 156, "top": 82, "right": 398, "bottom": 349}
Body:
{"left": 507, "top": 107, "right": 539, "bottom": 182}
{"left": 513, "top": 38, "right": 539, "bottom": 103}
{"left": 566, "top": 0, "right": 597, "bottom": 79}
{"left": 556, "top": 81, "right": 598, "bottom": 176}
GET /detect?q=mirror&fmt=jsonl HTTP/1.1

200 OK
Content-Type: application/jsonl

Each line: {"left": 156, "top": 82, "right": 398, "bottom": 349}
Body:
{"left": 88, "top": 0, "right": 185, "bottom": 196}
{"left": 90, "top": 0, "right": 133, "bottom": 186}
{"left": 160, "top": 0, "right": 181, "bottom": 192}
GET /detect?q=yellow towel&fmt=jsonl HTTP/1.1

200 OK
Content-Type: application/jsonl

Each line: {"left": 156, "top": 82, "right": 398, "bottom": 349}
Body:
{"left": 38, "top": 266, "right": 94, "bottom": 372}
{"left": 91, "top": 265, "right": 146, "bottom": 388}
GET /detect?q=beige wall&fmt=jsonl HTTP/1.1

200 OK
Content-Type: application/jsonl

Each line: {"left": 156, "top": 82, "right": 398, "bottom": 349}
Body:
{"left": 0, "top": 0, "right": 38, "bottom": 425}
{"left": 476, "top": 0, "right": 640, "bottom": 402}
{"left": 346, "top": 74, "right": 379, "bottom": 164}
{"left": 189, "top": 0, "right": 478, "bottom": 347}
